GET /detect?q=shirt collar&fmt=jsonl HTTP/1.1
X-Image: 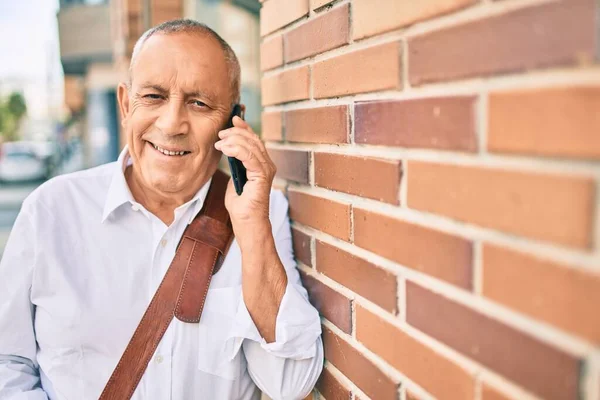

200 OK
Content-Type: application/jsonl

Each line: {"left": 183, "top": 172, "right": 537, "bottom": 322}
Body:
{"left": 101, "top": 146, "right": 213, "bottom": 223}
{"left": 102, "top": 146, "right": 134, "bottom": 222}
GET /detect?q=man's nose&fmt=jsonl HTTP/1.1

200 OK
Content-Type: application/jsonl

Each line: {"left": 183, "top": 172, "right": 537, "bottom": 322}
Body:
{"left": 155, "top": 99, "right": 189, "bottom": 136}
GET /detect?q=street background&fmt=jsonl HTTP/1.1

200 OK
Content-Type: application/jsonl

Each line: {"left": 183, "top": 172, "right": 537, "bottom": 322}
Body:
{"left": 0, "top": 0, "right": 74, "bottom": 256}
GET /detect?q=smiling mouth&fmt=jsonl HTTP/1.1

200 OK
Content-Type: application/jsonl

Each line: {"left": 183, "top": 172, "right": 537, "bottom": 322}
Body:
{"left": 147, "top": 141, "right": 191, "bottom": 157}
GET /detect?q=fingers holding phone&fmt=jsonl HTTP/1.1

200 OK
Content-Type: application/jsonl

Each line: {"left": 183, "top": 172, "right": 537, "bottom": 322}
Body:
{"left": 216, "top": 117, "right": 274, "bottom": 177}
{"left": 220, "top": 106, "right": 273, "bottom": 195}
{"left": 222, "top": 105, "right": 247, "bottom": 195}
{"left": 215, "top": 112, "right": 277, "bottom": 224}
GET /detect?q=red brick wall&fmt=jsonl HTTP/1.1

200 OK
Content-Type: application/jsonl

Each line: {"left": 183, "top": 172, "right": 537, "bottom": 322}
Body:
{"left": 259, "top": 0, "right": 600, "bottom": 399}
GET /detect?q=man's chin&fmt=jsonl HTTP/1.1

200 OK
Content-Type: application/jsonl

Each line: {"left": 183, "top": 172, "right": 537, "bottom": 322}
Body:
{"left": 144, "top": 173, "right": 185, "bottom": 193}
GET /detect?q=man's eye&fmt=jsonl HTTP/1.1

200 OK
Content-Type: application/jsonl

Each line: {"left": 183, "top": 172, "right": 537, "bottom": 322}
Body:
{"left": 191, "top": 100, "right": 207, "bottom": 108}
{"left": 143, "top": 94, "right": 162, "bottom": 100}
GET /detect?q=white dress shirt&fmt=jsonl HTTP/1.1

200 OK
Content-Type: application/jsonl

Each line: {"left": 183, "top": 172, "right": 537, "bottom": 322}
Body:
{"left": 0, "top": 148, "right": 323, "bottom": 400}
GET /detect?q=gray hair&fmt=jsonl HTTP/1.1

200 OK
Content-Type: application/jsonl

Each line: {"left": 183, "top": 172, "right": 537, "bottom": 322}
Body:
{"left": 129, "top": 19, "right": 241, "bottom": 105}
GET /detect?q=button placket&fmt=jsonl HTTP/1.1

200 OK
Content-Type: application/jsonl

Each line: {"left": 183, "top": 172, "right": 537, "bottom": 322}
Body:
{"left": 144, "top": 350, "right": 171, "bottom": 398}
{"left": 149, "top": 220, "right": 170, "bottom": 296}
{"left": 146, "top": 215, "right": 185, "bottom": 396}
{"left": 142, "top": 325, "right": 173, "bottom": 398}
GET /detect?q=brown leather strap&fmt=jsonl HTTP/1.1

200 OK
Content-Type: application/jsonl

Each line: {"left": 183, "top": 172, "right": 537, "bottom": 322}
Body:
{"left": 99, "top": 170, "right": 233, "bottom": 400}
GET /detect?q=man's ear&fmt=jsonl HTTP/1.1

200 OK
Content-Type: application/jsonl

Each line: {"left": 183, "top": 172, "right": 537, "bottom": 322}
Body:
{"left": 117, "top": 82, "right": 130, "bottom": 126}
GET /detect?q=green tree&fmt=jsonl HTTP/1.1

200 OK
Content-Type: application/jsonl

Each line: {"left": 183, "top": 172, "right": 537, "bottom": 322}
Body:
{"left": 8, "top": 92, "right": 26, "bottom": 120}
{"left": 0, "top": 92, "right": 27, "bottom": 142}
{"left": 0, "top": 107, "right": 5, "bottom": 134}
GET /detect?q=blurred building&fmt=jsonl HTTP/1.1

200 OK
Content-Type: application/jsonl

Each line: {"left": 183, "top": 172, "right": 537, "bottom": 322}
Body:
{"left": 57, "top": 0, "right": 261, "bottom": 168}
{"left": 58, "top": 0, "right": 122, "bottom": 166}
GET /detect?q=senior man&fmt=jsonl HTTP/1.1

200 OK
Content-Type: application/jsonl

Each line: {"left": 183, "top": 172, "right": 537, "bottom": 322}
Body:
{"left": 0, "top": 20, "right": 323, "bottom": 400}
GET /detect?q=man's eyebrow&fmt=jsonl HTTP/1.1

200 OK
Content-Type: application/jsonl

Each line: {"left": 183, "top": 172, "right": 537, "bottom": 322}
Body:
{"left": 185, "top": 90, "right": 217, "bottom": 103}
{"left": 136, "top": 84, "right": 217, "bottom": 102}
{"left": 138, "top": 84, "right": 168, "bottom": 93}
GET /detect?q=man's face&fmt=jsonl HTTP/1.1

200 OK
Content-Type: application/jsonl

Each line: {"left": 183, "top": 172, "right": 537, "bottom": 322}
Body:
{"left": 118, "top": 32, "right": 233, "bottom": 196}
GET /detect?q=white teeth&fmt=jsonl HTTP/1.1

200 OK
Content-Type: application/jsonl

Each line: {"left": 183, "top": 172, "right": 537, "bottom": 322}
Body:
{"left": 152, "top": 143, "right": 187, "bottom": 156}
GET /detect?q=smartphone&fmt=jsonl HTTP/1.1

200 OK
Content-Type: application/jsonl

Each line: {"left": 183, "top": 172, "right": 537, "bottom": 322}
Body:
{"left": 226, "top": 104, "right": 248, "bottom": 195}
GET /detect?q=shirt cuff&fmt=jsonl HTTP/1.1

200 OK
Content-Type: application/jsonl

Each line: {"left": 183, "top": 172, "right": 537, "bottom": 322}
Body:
{"left": 226, "top": 283, "right": 321, "bottom": 361}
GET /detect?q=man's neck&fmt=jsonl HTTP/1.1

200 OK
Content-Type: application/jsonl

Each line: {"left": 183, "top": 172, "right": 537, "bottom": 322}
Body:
{"left": 124, "top": 165, "right": 206, "bottom": 226}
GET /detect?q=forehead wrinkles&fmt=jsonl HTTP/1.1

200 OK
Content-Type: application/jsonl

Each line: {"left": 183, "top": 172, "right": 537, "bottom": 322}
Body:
{"left": 135, "top": 34, "right": 222, "bottom": 75}
{"left": 132, "top": 34, "right": 230, "bottom": 103}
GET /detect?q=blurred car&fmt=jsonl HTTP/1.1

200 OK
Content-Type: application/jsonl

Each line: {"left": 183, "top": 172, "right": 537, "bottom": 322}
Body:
{"left": 0, "top": 148, "right": 48, "bottom": 183}
{"left": 1, "top": 140, "right": 61, "bottom": 180}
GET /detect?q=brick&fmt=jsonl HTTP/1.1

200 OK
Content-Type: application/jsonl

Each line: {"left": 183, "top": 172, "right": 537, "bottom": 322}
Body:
{"left": 300, "top": 272, "right": 352, "bottom": 333}
{"left": 407, "top": 161, "right": 595, "bottom": 249}
{"left": 316, "top": 367, "right": 351, "bottom": 400}
{"left": 260, "top": 0, "right": 309, "bottom": 36}
{"left": 314, "top": 153, "right": 401, "bottom": 204}
{"left": 311, "top": 0, "right": 333, "bottom": 10}
{"left": 316, "top": 241, "right": 397, "bottom": 313}
{"left": 292, "top": 228, "right": 312, "bottom": 267}
{"left": 313, "top": 42, "right": 401, "bottom": 98}
{"left": 353, "top": 0, "right": 476, "bottom": 40}
{"left": 483, "top": 244, "right": 600, "bottom": 344}
{"left": 356, "top": 305, "right": 475, "bottom": 399}
{"left": 322, "top": 326, "right": 399, "bottom": 399}
{"left": 488, "top": 86, "right": 600, "bottom": 159}
{"left": 406, "top": 282, "right": 581, "bottom": 400}
{"left": 286, "top": 106, "right": 348, "bottom": 144}
{"left": 285, "top": 4, "right": 349, "bottom": 62}
{"left": 481, "top": 384, "right": 511, "bottom": 400}
{"left": 288, "top": 191, "right": 351, "bottom": 241}
{"left": 408, "top": 0, "right": 595, "bottom": 85}
{"left": 262, "top": 66, "right": 310, "bottom": 106}
{"left": 266, "top": 148, "right": 309, "bottom": 184}
{"left": 354, "top": 208, "right": 472, "bottom": 289}
{"left": 355, "top": 97, "right": 477, "bottom": 151}
{"left": 260, "top": 34, "right": 283, "bottom": 71}
{"left": 261, "top": 111, "right": 282, "bottom": 141}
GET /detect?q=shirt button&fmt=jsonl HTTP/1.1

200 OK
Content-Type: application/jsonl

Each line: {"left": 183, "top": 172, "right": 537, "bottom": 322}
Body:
{"left": 155, "top": 355, "right": 164, "bottom": 364}
{"left": 160, "top": 239, "right": 167, "bottom": 247}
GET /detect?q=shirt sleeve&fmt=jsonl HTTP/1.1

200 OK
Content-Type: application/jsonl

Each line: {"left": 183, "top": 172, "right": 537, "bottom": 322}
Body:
{"left": 225, "top": 190, "right": 323, "bottom": 399}
{"left": 0, "top": 201, "right": 48, "bottom": 399}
